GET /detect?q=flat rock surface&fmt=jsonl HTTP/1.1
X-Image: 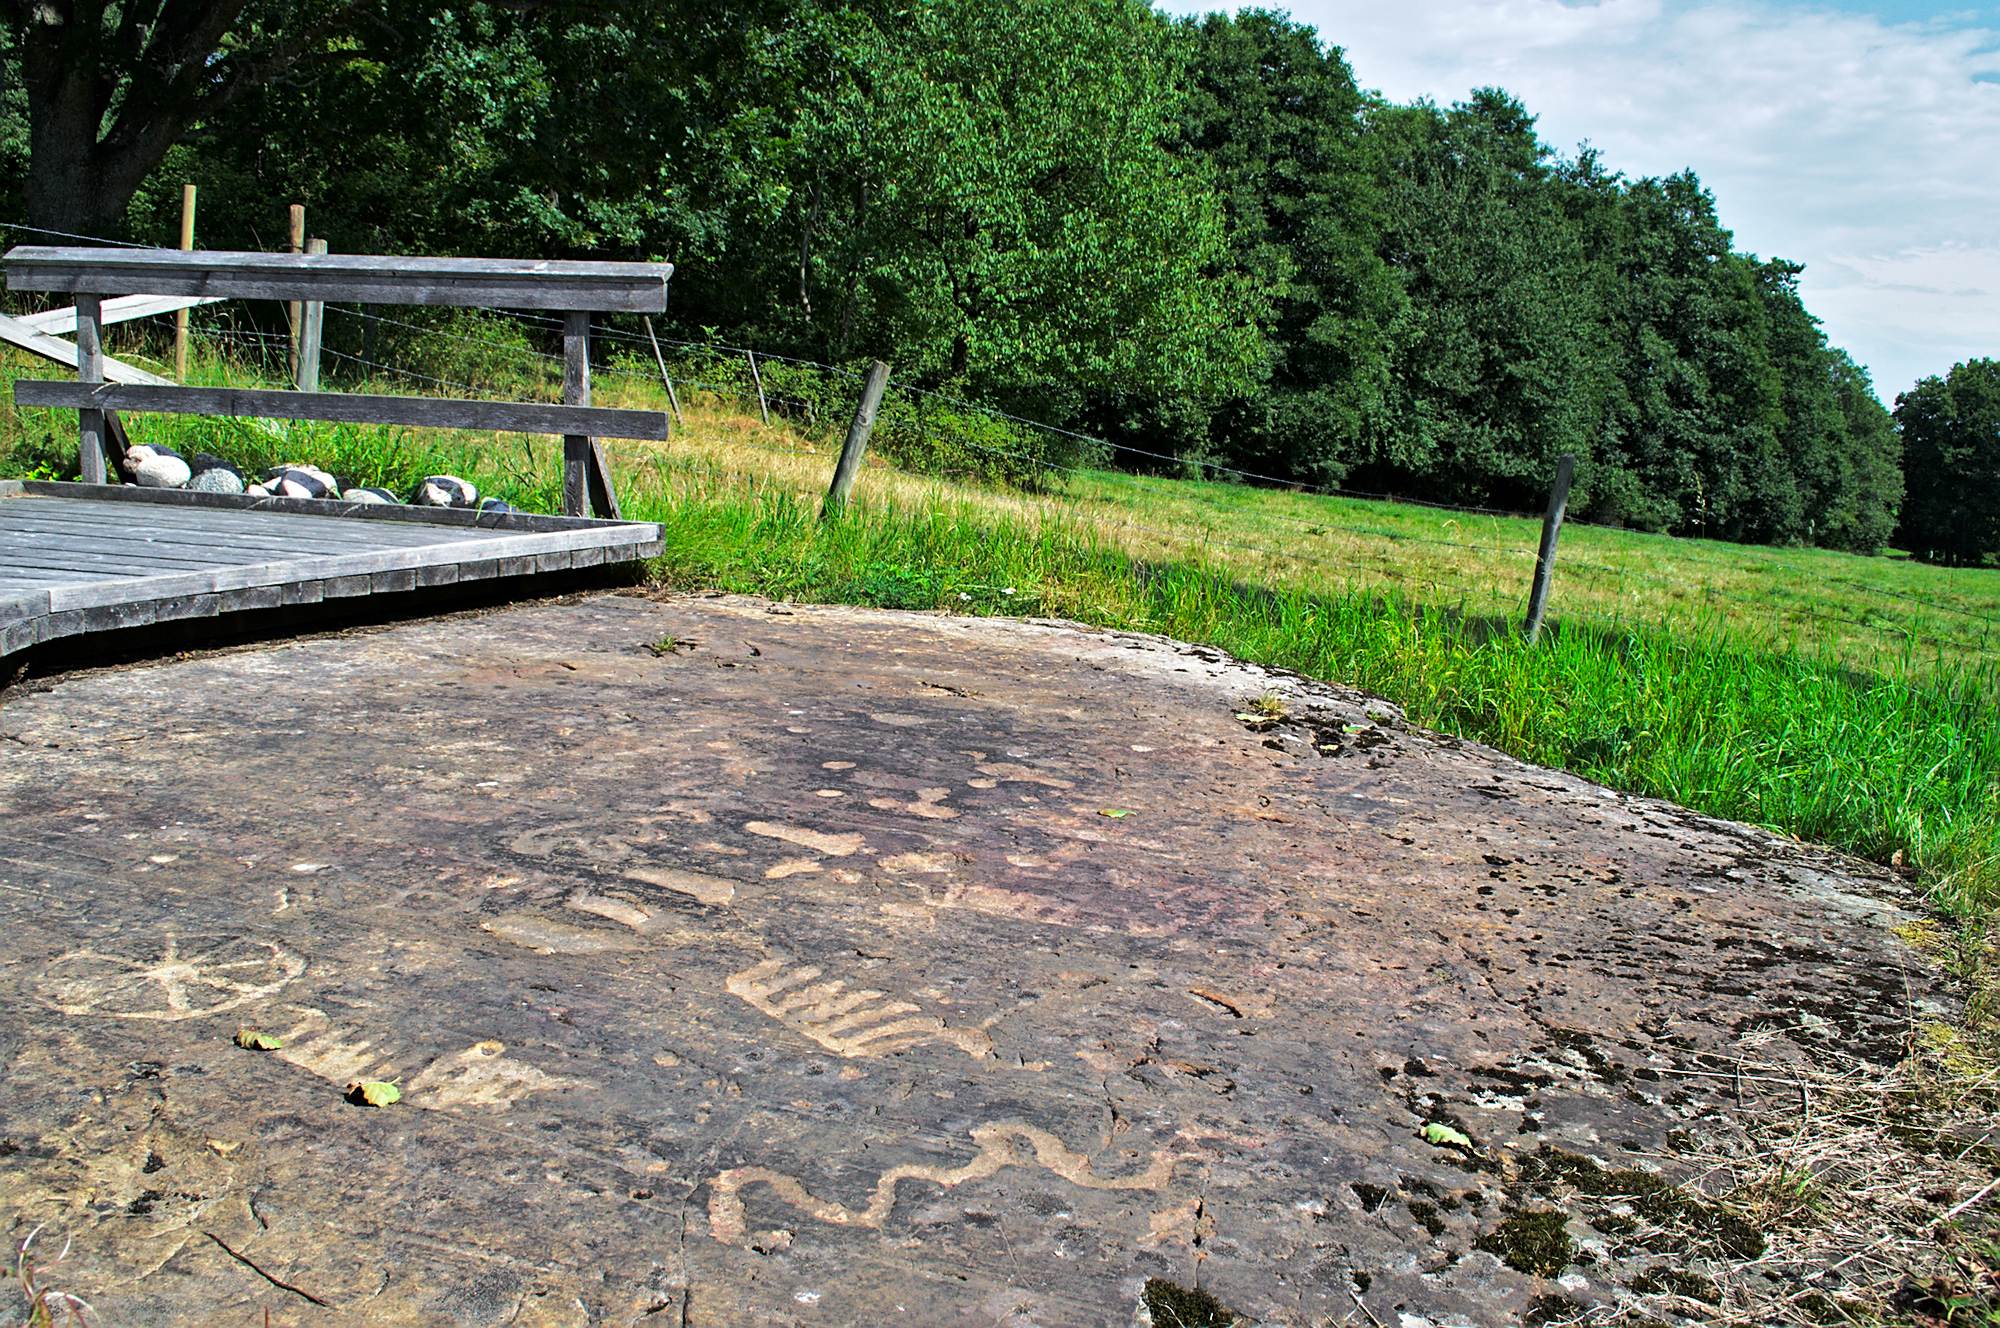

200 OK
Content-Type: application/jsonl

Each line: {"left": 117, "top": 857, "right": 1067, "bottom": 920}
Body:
{"left": 0, "top": 593, "right": 1936, "bottom": 1326}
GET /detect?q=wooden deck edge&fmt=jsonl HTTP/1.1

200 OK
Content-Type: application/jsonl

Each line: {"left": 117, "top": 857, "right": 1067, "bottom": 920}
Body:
{"left": 2, "top": 544, "right": 659, "bottom": 659}
{"left": 0, "top": 484, "right": 664, "bottom": 660}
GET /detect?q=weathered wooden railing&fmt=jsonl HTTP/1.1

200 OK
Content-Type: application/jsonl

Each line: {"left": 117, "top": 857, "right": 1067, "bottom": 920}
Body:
{"left": 3, "top": 246, "right": 674, "bottom": 518}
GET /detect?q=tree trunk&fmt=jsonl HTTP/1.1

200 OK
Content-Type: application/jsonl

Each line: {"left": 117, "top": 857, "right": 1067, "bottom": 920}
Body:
{"left": 21, "top": 6, "right": 122, "bottom": 236}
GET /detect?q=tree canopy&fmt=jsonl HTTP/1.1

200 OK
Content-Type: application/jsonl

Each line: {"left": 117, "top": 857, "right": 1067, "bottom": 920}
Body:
{"left": 0, "top": 1, "right": 1930, "bottom": 554}
{"left": 1897, "top": 359, "right": 2000, "bottom": 566}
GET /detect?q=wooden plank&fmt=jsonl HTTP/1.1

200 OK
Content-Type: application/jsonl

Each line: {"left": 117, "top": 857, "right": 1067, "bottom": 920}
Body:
{"left": 0, "top": 615, "right": 41, "bottom": 656}
{"left": 18, "top": 294, "right": 224, "bottom": 336}
{"left": 0, "top": 538, "right": 355, "bottom": 573}
{"left": 0, "top": 544, "right": 247, "bottom": 574}
{"left": 13, "top": 381, "right": 672, "bottom": 442}
{"left": 0, "top": 505, "right": 495, "bottom": 551}
{"left": 3, "top": 246, "right": 674, "bottom": 313}
{"left": 0, "top": 312, "right": 173, "bottom": 386}
{"left": 39, "top": 524, "right": 655, "bottom": 613}
{"left": 0, "top": 508, "right": 478, "bottom": 554}
{"left": 16, "top": 481, "right": 661, "bottom": 540}
{"left": 0, "top": 567, "right": 91, "bottom": 584}
{"left": 322, "top": 574, "right": 373, "bottom": 599}
{"left": 0, "top": 589, "right": 52, "bottom": 619}
{"left": 227, "top": 583, "right": 285, "bottom": 614}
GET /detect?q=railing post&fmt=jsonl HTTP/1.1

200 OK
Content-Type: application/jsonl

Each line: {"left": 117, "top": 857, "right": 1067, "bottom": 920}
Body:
{"left": 295, "top": 238, "right": 327, "bottom": 392}
{"left": 1524, "top": 452, "right": 1577, "bottom": 643}
{"left": 824, "top": 360, "right": 889, "bottom": 519}
{"left": 174, "top": 183, "right": 196, "bottom": 381}
{"left": 562, "top": 311, "right": 591, "bottom": 518}
{"left": 74, "top": 293, "right": 107, "bottom": 484}
{"left": 287, "top": 203, "right": 305, "bottom": 377}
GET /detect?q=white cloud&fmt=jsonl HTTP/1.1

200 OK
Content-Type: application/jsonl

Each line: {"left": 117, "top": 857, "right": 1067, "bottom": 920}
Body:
{"left": 1159, "top": 0, "right": 2000, "bottom": 398}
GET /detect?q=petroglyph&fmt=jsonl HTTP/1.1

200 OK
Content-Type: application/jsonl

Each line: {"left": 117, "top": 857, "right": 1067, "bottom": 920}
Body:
{"left": 707, "top": 1122, "right": 1178, "bottom": 1245}
{"left": 406, "top": 1039, "right": 586, "bottom": 1110}
{"left": 507, "top": 808, "right": 711, "bottom": 870}
{"left": 481, "top": 911, "right": 637, "bottom": 954}
{"left": 727, "top": 957, "right": 993, "bottom": 1060}
{"left": 880, "top": 850, "right": 957, "bottom": 875}
{"left": 508, "top": 822, "right": 638, "bottom": 866}
{"left": 566, "top": 892, "right": 654, "bottom": 930}
{"left": 36, "top": 935, "right": 304, "bottom": 1021}
{"left": 275, "top": 1012, "right": 581, "bottom": 1111}
{"left": 876, "top": 852, "right": 1080, "bottom": 927}
{"left": 743, "top": 821, "right": 866, "bottom": 857}
{"left": 276, "top": 1008, "right": 406, "bottom": 1086}
{"left": 974, "top": 762, "right": 1074, "bottom": 790}
{"left": 868, "top": 787, "right": 958, "bottom": 820}
{"left": 624, "top": 864, "right": 736, "bottom": 906}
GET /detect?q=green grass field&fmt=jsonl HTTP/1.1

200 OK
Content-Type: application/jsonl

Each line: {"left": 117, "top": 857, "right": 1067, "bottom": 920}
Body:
{"left": 5, "top": 332, "right": 1997, "bottom": 1017}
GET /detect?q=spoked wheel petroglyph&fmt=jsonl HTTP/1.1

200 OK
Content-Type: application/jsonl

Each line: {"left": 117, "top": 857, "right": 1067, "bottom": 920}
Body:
{"left": 35, "top": 934, "right": 305, "bottom": 1021}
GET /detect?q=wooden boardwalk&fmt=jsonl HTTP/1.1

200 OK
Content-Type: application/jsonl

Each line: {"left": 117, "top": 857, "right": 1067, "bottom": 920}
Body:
{"left": 0, "top": 480, "right": 663, "bottom": 659}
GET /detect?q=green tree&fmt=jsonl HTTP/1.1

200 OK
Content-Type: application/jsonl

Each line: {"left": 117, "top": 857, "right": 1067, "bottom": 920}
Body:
{"left": 1367, "top": 91, "right": 1596, "bottom": 508}
{"left": 1176, "top": 9, "right": 1403, "bottom": 484}
{"left": 1897, "top": 358, "right": 2000, "bottom": 565}
{"left": 752, "top": 0, "right": 1265, "bottom": 420}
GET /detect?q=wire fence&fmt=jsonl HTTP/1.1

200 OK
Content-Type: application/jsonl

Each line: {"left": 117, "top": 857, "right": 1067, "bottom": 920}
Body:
{"left": 2, "top": 217, "right": 1992, "bottom": 665}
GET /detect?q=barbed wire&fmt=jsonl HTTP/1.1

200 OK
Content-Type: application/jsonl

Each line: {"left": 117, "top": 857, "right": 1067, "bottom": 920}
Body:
{"left": 0, "top": 220, "right": 157, "bottom": 249}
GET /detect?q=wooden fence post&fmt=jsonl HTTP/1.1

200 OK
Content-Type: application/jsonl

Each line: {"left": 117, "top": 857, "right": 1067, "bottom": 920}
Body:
{"left": 640, "top": 316, "right": 683, "bottom": 426}
{"left": 562, "top": 312, "right": 592, "bottom": 517}
{"left": 1524, "top": 452, "right": 1577, "bottom": 643}
{"left": 174, "top": 184, "right": 196, "bottom": 381}
{"left": 824, "top": 360, "right": 889, "bottom": 519}
{"left": 287, "top": 204, "right": 305, "bottom": 376}
{"left": 295, "top": 238, "right": 327, "bottom": 391}
{"left": 747, "top": 349, "right": 770, "bottom": 424}
{"left": 74, "top": 294, "right": 107, "bottom": 484}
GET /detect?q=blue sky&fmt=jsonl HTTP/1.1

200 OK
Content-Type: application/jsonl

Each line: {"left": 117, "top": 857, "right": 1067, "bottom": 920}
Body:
{"left": 1157, "top": 0, "right": 2000, "bottom": 400}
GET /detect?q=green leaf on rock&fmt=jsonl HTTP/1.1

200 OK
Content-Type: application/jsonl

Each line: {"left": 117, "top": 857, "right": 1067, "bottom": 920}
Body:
{"left": 347, "top": 1079, "right": 402, "bottom": 1107}
{"left": 1421, "top": 1121, "right": 1473, "bottom": 1150}
{"left": 233, "top": 1028, "right": 283, "bottom": 1051}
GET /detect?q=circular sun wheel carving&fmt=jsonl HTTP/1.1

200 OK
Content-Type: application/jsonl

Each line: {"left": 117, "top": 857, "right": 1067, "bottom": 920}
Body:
{"left": 35, "top": 935, "right": 305, "bottom": 1021}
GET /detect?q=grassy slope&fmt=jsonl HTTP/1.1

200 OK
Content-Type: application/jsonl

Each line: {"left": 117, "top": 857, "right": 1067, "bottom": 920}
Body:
{"left": 5, "top": 344, "right": 1997, "bottom": 972}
